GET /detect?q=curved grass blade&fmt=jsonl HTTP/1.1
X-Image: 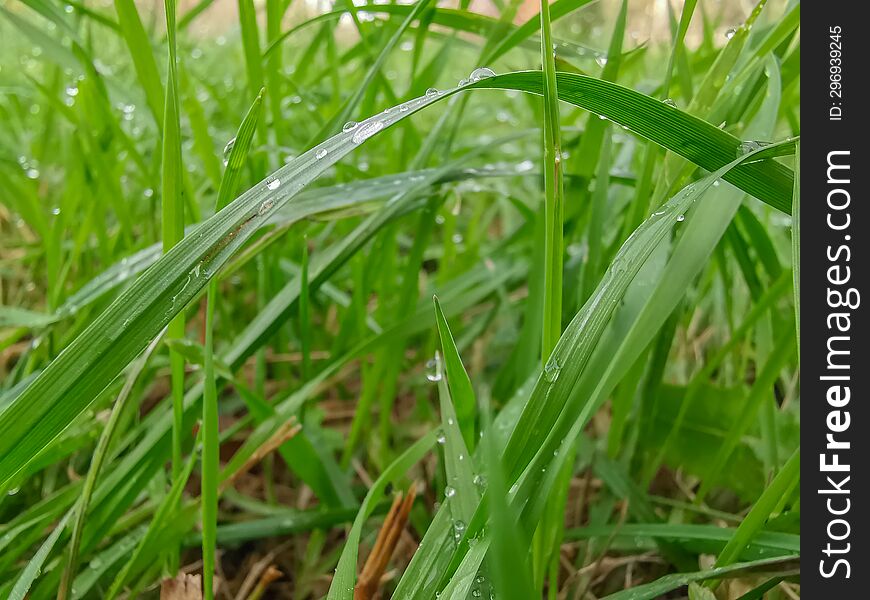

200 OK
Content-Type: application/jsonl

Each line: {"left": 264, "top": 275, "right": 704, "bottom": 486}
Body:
{"left": 600, "top": 556, "right": 798, "bottom": 600}
{"left": 58, "top": 333, "right": 164, "bottom": 600}
{"left": 713, "top": 448, "right": 800, "bottom": 571}
{"left": 429, "top": 140, "right": 797, "bottom": 591}
{"left": 202, "top": 86, "right": 266, "bottom": 600}
{"left": 565, "top": 523, "right": 799, "bottom": 556}
{"left": 7, "top": 510, "right": 73, "bottom": 600}
{"left": 0, "top": 84, "right": 458, "bottom": 491}
{"left": 470, "top": 72, "right": 795, "bottom": 213}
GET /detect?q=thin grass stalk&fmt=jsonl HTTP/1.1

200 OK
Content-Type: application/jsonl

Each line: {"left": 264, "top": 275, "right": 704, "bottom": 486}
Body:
{"left": 202, "top": 280, "right": 219, "bottom": 600}
{"left": 162, "top": 0, "right": 186, "bottom": 481}
{"left": 539, "top": 0, "right": 565, "bottom": 362}
{"left": 202, "top": 87, "right": 265, "bottom": 600}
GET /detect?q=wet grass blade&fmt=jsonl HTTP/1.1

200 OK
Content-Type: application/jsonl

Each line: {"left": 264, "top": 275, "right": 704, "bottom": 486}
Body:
{"left": 202, "top": 87, "right": 266, "bottom": 600}
{"left": 434, "top": 297, "right": 476, "bottom": 450}
{"left": 538, "top": 0, "right": 565, "bottom": 362}
{"left": 600, "top": 556, "right": 798, "bottom": 600}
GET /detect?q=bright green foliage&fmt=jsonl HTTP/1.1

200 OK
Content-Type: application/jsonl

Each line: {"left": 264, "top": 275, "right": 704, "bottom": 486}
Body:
{"left": 0, "top": 0, "right": 800, "bottom": 598}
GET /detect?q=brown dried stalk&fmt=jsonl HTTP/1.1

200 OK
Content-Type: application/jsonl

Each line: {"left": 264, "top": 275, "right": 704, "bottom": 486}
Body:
{"left": 354, "top": 482, "right": 418, "bottom": 600}
{"left": 219, "top": 417, "right": 301, "bottom": 493}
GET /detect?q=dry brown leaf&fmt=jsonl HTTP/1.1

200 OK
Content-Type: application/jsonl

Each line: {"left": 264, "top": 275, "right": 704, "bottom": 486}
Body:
{"left": 161, "top": 573, "right": 203, "bottom": 600}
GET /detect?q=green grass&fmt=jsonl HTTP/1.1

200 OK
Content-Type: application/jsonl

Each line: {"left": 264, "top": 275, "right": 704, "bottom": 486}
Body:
{"left": 0, "top": 0, "right": 800, "bottom": 598}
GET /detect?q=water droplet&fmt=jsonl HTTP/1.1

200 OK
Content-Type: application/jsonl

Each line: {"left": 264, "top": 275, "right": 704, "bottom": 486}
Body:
{"left": 662, "top": 98, "right": 677, "bottom": 107}
{"left": 64, "top": 4, "right": 73, "bottom": 13}
{"left": 596, "top": 56, "right": 609, "bottom": 67}
{"left": 676, "top": 214, "right": 685, "bottom": 222}
{"left": 725, "top": 28, "right": 737, "bottom": 39}
{"left": 342, "top": 121, "right": 358, "bottom": 132}
{"left": 266, "top": 177, "right": 281, "bottom": 191}
{"left": 436, "top": 432, "right": 447, "bottom": 444}
{"left": 257, "top": 198, "right": 274, "bottom": 215}
{"left": 426, "top": 351, "right": 443, "bottom": 382}
{"left": 476, "top": 575, "right": 486, "bottom": 584}
{"left": 458, "top": 78, "right": 470, "bottom": 86}
{"left": 544, "top": 360, "right": 561, "bottom": 383}
{"left": 7, "top": 487, "right": 20, "bottom": 495}
{"left": 736, "top": 140, "right": 768, "bottom": 157}
{"left": 517, "top": 159, "right": 534, "bottom": 172}
{"left": 473, "top": 474, "right": 487, "bottom": 488}
{"left": 144, "top": 188, "right": 154, "bottom": 198}
{"left": 426, "top": 87, "right": 439, "bottom": 98}
{"left": 352, "top": 120, "right": 385, "bottom": 144}
{"left": 51, "top": 207, "right": 61, "bottom": 216}
{"left": 469, "top": 67, "right": 496, "bottom": 81}
{"left": 445, "top": 486, "right": 456, "bottom": 498}
{"left": 472, "top": 589, "right": 482, "bottom": 598}
{"left": 223, "top": 137, "right": 236, "bottom": 158}
{"left": 316, "top": 148, "right": 328, "bottom": 160}
{"left": 26, "top": 168, "right": 39, "bottom": 179}
{"left": 65, "top": 85, "right": 79, "bottom": 97}
{"left": 451, "top": 233, "right": 463, "bottom": 244}
{"left": 712, "top": 180, "right": 721, "bottom": 187}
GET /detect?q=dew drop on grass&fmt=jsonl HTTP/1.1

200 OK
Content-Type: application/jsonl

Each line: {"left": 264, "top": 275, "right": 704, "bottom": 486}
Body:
{"left": 426, "top": 87, "right": 439, "bottom": 98}
{"left": 342, "top": 121, "right": 357, "bottom": 132}
{"left": 258, "top": 199, "right": 275, "bottom": 215}
{"left": 453, "top": 519, "right": 466, "bottom": 541}
{"left": 352, "top": 120, "right": 384, "bottom": 144}
{"left": 223, "top": 137, "right": 236, "bottom": 158}
{"left": 736, "top": 140, "right": 768, "bottom": 157}
{"left": 445, "top": 486, "right": 456, "bottom": 498}
{"left": 436, "top": 432, "right": 447, "bottom": 444}
{"left": 26, "top": 168, "right": 39, "bottom": 179}
{"left": 426, "top": 351, "right": 443, "bottom": 382}
{"left": 472, "top": 589, "right": 482, "bottom": 598}
{"left": 544, "top": 360, "right": 561, "bottom": 383}
{"left": 725, "top": 28, "right": 737, "bottom": 39}
{"left": 473, "top": 474, "right": 487, "bottom": 488}
{"left": 676, "top": 214, "right": 685, "bottom": 222}
{"left": 458, "top": 78, "right": 470, "bottom": 86}
{"left": 266, "top": 177, "right": 281, "bottom": 191}
{"left": 662, "top": 98, "right": 677, "bottom": 107}
{"left": 316, "top": 148, "right": 328, "bottom": 159}
{"left": 7, "top": 487, "right": 19, "bottom": 495}
{"left": 469, "top": 67, "right": 496, "bottom": 81}
{"left": 596, "top": 56, "right": 608, "bottom": 67}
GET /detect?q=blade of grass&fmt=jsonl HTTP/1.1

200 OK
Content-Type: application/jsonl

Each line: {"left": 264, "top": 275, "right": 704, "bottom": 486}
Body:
{"left": 162, "top": 0, "right": 187, "bottom": 485}
{"left": 58, "top": 333, "right": 164, "bottom": 600}
{"left": 202, "top": 87, "right": 266, "bottom": 600}
{"left": 434, "top": 297, "right": 476, "bottom": 451}
{"left": 712, "top": 448, "right": 800, "bottom": 577}
{"left": 601, "top": 556, "right": 798, "bottom": 600}
{"left": 539, "top": 0, "right": 564, "bottom": 362}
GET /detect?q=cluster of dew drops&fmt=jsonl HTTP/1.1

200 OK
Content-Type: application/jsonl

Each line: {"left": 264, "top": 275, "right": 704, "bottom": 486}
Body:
{"left": 235, "top": 67, "right": 497, "bottom": 200}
